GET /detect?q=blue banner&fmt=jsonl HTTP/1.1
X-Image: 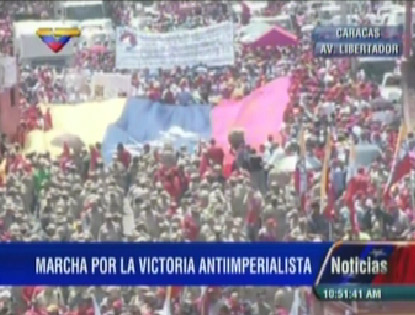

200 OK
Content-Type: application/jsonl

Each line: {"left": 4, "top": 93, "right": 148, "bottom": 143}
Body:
{"left": 102, "top": 97, "right": 212, "bottom": 164}
{"left": 0, "top": 242, "right": 331, "bottom": 286}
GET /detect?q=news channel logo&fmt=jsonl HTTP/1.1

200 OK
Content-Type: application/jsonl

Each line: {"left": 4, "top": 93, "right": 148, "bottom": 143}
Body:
{"left": 36, "top": 27, "right": 81, "bottom": 53}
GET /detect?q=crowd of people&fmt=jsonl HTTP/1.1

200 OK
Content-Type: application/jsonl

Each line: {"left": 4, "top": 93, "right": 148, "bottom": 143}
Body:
{"left": 0, "top": 125, "right": 320, "bottom": 314}
{"left": 108, "top": 1, "right": 233, "bottom": 31}
{"left": 1, "top": 0, "right": 292, "bottom": 107}
{"left": 0, "top": 0, "right": 413, "bottom": 314}
{"left": 129, "top": 45, "right": 291, "bottom": 106}
{"left": 0, "top": 1, "right": 54, "bottom": 55}
{"left": 75, "top": 1, "right": 291, "bottom": 106}
{"left": 108, "top": 1, "right": 293, "bottom": 105}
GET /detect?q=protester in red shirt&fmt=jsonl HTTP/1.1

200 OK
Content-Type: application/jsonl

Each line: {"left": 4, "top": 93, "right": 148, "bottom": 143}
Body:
{"left": 154, "top": 165, "right": 168, "bottom": 184}
{"left": 15, "top": 121, "right": 28, "bottom": 149}
{"left": 182, "top": 214, "right": 198, "bottom": 241}
{"left": 25, "top": 106, "right": 39, "bottom": 131}
{"left": 245, "top": 190, "right": 262, "bottom": 241}
{"left": 89, "top": 145, "right": 99, "bottom": 173}
{"left": 227, "top": 292, "right": 244, "bottom": 315}
{"left": 7, "top": 149, "right": 28, "bottom": 174}
{"left": 164, "top": 171, "right": 180, "bottom": 201}
{"left": 166, "top": 201, "right": 177, "bottom": 216}
{"left": 207, "top": 138, "right": 224, "bottom": 166}
{"left": 116, "top": 143, "right": 131, "bottom": 169}
{"left": 199, "top": 149, "right": 209, "bottom": 176}
{"left": 163, "top": 87, "right": 175, "bottom": 104}
{"left": 22, "top": 286, "right": 45, "bottom": 314}
{"left": 175, "top": 163, "right": 190, "bottom": 198}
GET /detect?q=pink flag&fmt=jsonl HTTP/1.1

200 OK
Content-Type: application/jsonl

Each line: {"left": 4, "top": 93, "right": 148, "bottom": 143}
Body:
{"left": 212, "top": 76, "right": 290, "bottom": 173}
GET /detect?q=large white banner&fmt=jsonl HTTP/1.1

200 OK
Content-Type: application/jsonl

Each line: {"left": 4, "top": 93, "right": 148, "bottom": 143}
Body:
{"left": 0, "top": 56, "right": 17, "bottom": 90}
{"left": 116, "top": 22, "right": 235, "bottom": 70}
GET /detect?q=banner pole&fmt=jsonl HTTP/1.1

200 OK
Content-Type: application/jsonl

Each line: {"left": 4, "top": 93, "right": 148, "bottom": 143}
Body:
{"left": 329, "top": 219, "right": 333, "bottom": 242}
{"left": 412, "top": 169, "right": 415, "bottom": 219}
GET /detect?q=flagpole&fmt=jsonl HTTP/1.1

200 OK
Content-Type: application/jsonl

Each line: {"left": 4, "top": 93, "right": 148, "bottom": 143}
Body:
{"left": 405, "top": 0, "right": 414, "bottom": 218}
{"left": 320, "top": 126, "right": 333, "bottom": 240}
{"left": 328, "top": 213, "right": 333, "bottom": 241}
{"left": 320, "top": 127, "right": 330, "bottom": 215}
{"left": 297, "top": 125, "right": 306, "bottom": 212}
{"left": 163, "top": 286, "right": 172, "bottom": 315}
{"left": 412, "top": 169, "right": 415, "bottom": 218}
{"left": 200, "top": 286, "right": 207, "bottom": 315}
{"left": 328, "top": 128, "right": 333, "bottom": 242}
{"left": 385, "top": 123, "right": 407, "bottom": 199}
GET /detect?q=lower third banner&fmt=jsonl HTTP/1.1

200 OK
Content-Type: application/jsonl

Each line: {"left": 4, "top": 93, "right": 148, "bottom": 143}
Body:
{"left": 0, "top": 242, "right": 330, "bottom": 285}
{"left": 2, "top": 242, "right": 415, "bottom": 287}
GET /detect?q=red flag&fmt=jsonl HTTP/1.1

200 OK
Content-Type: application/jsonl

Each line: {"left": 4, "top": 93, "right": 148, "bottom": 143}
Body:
{"left": 344, "top": 177, "right": 358, "bottom": 232}
{"left": 373, "top": 246, "right": 415, "bottom": 284}
{"left": 384, "top": 123, "right": 408, "bottom": 196}
{"left": 324, "top": 182, "right": 335, "bottom": 220}
{"left": 43, "top": 108, "right": 53, "bottom": 131}
{"left": 390, "top": 153, "right": 415, "bottom": 187}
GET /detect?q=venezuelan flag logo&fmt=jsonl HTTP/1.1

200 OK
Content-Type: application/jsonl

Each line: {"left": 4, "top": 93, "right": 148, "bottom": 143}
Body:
{"left": 36, "top": 28, "right": 81, "bottom": 53}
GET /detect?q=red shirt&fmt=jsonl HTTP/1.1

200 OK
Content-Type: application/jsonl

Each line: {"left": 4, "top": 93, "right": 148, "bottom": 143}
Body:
{"left": 314, "top": 147, "right": 325, "bottom": 161}
{"left": 89, "top": 147, "right": 100, "bottom": 172}
{"left": 199, "top": 153, "right": 209, "bottom": 176}
{"left": 154, "top": 165, "right": 168, "bottom": 183}
{"left": 164, "top": 90, "right": 175, "bottom": 104}
{"left": 117, "top": 150, "right": 131, "bottom": 168}
{"left": 245, "top": 199, "right": 261, "bottom": 226}
{"left": 228, "top": 298, "right": 243, "bottom": 315}
{"left": 22, "top": 286, "right": 44, "bottom": 304}
{"left": 207, "top": 146, "right": 224, "bottom": 166}
{"left": 7, "top": 155, "right": 26, "bottom": 173}
{"left": 400, "top": 192, "right": 410, "bottom": 210}
{"left": 164, "top": 179, "right": 179, "bottom": 201}
{"left": 182, "top": 216, "right": 198, "bottom": 241}
{"left": 148, "top": 88, "right": 161, "bottom": 101}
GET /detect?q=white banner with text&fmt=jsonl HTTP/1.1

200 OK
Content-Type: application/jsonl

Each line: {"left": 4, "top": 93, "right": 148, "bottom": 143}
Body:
{"left": 116, "top": 22, "right": 234, "bottom": 70}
